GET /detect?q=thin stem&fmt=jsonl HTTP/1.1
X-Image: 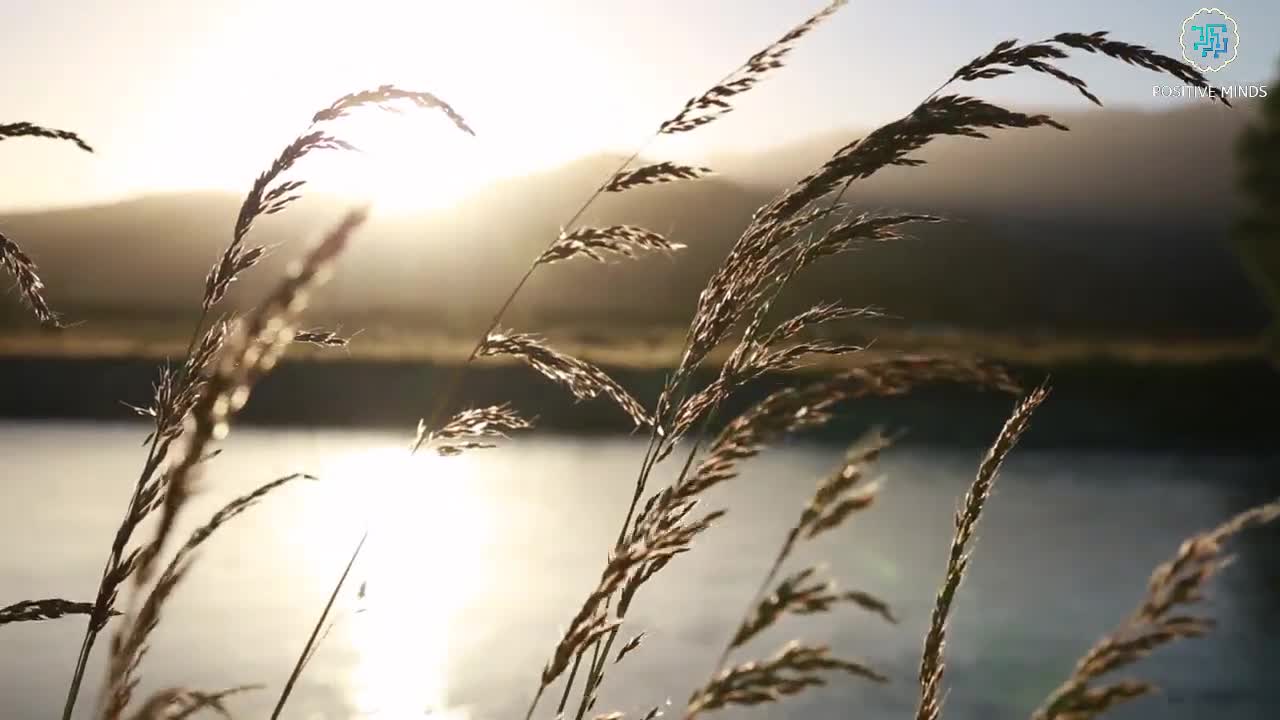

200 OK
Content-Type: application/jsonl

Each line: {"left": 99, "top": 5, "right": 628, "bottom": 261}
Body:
{"left": 565, "top": 91, "right": 840, "bottom": 718}
{"left": 287, "top": 143, "right": 658, "bottom": 720}
{"left": 484, "top": 43, "right": 784, "bottom": 720}
{"left": 522, "top": 685, "right": 546, "bottom": 720}
{"left": 61, "top": 429, "right": 168, "bottom": 720}
{"left": 615, "top": 433, "right": 663, "bottom": 547}
{"left": 510, "top": 54, "right": 781, "bottom": 715}
{"left": 710, "top": 531, "right": 795, "bottom": 676}
{"left": 60, "top": 301, "right": 217, "bottom": 720}
{"left": 575, "top": 632, "right": 615, "bottom": 720}
{"left": 550, "top": 431, "right": 663, "bottom": 720}
{"left": 571, "top": 391, "right": 714, "bottom": 719}
{"left": 269, "top": 530, "right": 367, "bottom": 720}
{"left": 417, "top": 149, "right": 646, "bottom": 437}
{"left": 555, "top": 651, "right": 587, "bottom": 715}
{"left": 824, "top": 77, "right": 954, "bottom": 213}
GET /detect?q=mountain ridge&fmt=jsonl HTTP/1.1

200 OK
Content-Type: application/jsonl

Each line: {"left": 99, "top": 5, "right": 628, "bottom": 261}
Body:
{"left": 0, "top": 103, "right": 1268, "bottom": 338}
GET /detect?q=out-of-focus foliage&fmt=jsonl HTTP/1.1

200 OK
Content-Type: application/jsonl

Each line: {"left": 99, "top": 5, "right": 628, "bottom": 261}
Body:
{"left": 1235, "top": 60, "right": 1280, "bottom": 361}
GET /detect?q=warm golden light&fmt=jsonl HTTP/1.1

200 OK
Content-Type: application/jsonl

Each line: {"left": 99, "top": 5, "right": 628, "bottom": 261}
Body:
{"left": 311, "top": 112, "right": 494, "bottom": 217}
{"left": 323, "top": 446, "right": 491, "bottom": 719}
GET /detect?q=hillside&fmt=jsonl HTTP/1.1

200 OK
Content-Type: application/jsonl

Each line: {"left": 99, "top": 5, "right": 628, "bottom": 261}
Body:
{"left": 0, "top": 102, "right": 1269, "bottom": 341}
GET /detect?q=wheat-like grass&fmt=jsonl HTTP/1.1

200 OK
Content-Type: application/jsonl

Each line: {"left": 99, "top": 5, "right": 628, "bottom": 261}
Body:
{"left": 4, "top": 8, "right": 1243, "bottom": 720}
{"left": 731, "top": 566, "right": 893, "bottom": 651}
{"left": 0, "top": 119, "right": 92, "bottom": 326}
{"left": 634, "top": 362, "right": 1014, "bottom": 586}
{"left": 1032, "top": 498, "right": 1280, "bottom": 720}
{"left": 0, "top": 599, "right": 115, "bottom": 627}
{"left": 0, "top": 121, "right": 94, "bottom": 152}
{"left": 614, "top": 632, "right": 645, "bottom": 664}
{"left": 208, "top": 85, "right": 469, "bottom": 313}
{"left": 483, "top": 19, "right": 1224, "bottom": 720}
{"left": 257, "top": 13, "right": 881, "bottom": 710}
{"left": 99, "top": 211, "right": 364, "bottom": 719}
{"left": 658, "top": 0, "right": 847, "bottom": 135}
{"left": 310, "top": 85, "right": 474, "bottom": 133}
{"left": 292, "top": 328, "right": 350, "bottom": 347}
{"left": 526, "top": 508, "right": 725, "bottom": 719}
{"left": 686, "top": 641, "right": 885, "bottom": 718}
{"left": 138, "top": 210, "right": 366, "bottom": 587}
{"left": 536, "top": 226, "right": 685, "bottom": 266}
{"left": 204, "top": 129, "right": 349, "bottom": 312}
{"left": 64, "top": 288, "right": 226, "bottom": 713}
{"left": 916, "top": 385, "right": 1049, "bottom": 720}
{"left": 124, "top": 320, "right": 230, "bottom": 447}
{"left": 119, "top": 683, "right": 261, "bottom": 720}
{"left": 0, "top": 230, "right": 64, "bottom": 328}
{"left": 675, "top": 100, "right": 1063, "bottom": 389}
{"left": 675, "top": 432, "right": 895, "bottom": 720}
{"left": 666, "top": 28, "right": 1216, "bottom": 410}
{"left": 944, "top": 32, "right": 1222, "bottom": 109}
{"left": 61, "top": 83, "right": 464, "bottom": 719}
{"left": 282, "top": 8, "right": 852, "bottom": 708}
{"left": 603, "top": 162, "right": 714, "bottom": 192}
{"left": 758, "top": 567, "right": 897, "bottom": 644}
{"left": 759, "top": 302, "right": 885, "bottom": 347}
{"left": 544, "top": 362, "right": 1014, "bottom": 720}
{"left": 365, "top": 0, "right": 848, "bottom": 471}
{"left": 600, "top": 58, "right": 1215, "bottom": 713}
{"left": 100, "top": 474, "right": 313, "bottom": 719}
{"left": 412, "top": 403, "right": 534, "bottom": 455}
{"left": 668, "top": 357, "right": 1017, "bottom": 458}
{"left": 480, "top": 330, "right": 651, "bottom": 427}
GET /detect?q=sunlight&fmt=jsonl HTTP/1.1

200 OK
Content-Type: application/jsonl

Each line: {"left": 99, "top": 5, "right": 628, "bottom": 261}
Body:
{"left": 323, "top": 445, "right": 491, "bottom": 720}
{"left": 310, "top": 111, "right": 495, "bottom": 217}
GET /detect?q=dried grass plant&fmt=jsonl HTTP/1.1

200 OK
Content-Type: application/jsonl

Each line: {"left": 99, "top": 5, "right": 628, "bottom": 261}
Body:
{"left": 20, "top": 84, "right": 468, "bottom": 720}
{"left": 99, "top": 210, "right": 366, "bottom": 720}
{"left": 1032, "top": 499, "right": 1280, "bottom": 720}
{"left": 916, "top": 386, "right": 1050, "bottom": 720}
{"left": 4, "top": 3, "right": 1277, "bottom": 720}
{"left": 1, "top": 121, "right": 93, "bottom": 327}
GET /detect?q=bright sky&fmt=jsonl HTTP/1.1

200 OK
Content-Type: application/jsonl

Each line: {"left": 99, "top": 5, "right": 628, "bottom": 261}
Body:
{"left": 2, "top": 0, "right": 1277, "bottom": 213}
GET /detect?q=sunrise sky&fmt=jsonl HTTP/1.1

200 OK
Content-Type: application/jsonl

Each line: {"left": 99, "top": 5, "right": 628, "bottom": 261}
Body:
{"left": 2, "top": 0, "right": 1278, "bottom": 213}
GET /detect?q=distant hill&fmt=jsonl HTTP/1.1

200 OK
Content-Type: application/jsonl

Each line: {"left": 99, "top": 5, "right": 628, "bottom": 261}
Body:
{"left": 0, "top": 102, "right": 1269, "bottom": 339}
{"left": 709, "top": 102, "right": 1246, "bottom": 219}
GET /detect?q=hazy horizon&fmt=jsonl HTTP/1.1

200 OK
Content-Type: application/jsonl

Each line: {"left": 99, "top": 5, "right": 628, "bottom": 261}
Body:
{"left": 0, "top": 100, "right": 1261, "bottom": 217}
{"left": 2, "top": 99, "right": 1269, "bottom": 348}
{"left": 3, "top": 0, "right": 1277, "bottom": 215}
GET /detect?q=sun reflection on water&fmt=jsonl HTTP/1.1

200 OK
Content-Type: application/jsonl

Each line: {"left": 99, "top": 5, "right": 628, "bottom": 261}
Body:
{"left": 323, "top": 445, "right": 490, "bottom": 720}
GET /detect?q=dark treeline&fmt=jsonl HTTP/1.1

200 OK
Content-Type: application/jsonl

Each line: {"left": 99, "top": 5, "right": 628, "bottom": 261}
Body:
{"left": 2, "top": 355, "right": 1277, "bottom": 452}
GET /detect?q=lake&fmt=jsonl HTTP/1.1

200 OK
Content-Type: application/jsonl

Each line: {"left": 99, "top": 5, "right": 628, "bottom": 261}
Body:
{"left": 1, "top": 420, "right": 1278, "bottom": 719}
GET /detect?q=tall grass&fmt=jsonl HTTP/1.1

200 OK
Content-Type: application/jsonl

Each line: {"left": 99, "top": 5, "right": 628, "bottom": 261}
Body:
{"left": 1, "top": 2, "right": 1276, "bottom": 719}
{"left": 1, "top": 121, "right": 94, "bottom": 328}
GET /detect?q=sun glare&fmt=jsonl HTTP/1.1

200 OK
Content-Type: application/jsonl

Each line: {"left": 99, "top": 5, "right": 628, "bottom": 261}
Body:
{"left": 322, "top": 445, "right": 491, "bottom": 719}
{"left": 308, "top": 111, "right": 496, "bottom": 217}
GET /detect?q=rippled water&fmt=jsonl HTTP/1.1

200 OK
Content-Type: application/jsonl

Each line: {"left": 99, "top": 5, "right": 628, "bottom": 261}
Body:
{"left": 1, "top": 420, "right": 1277, "bottom": 719}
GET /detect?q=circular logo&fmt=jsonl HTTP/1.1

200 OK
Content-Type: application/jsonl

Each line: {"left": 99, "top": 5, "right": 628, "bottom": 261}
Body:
{"left": 1180, "top": 8, "right": 1239, "bottom": 72}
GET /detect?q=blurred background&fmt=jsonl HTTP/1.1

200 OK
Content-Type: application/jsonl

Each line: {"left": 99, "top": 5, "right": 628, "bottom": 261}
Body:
{"left": 2, "top": 2, "right": 1278, "bottom": 719}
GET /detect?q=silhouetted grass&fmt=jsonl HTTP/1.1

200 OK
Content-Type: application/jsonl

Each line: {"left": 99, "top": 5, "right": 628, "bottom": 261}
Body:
{"left": 1, "top": 3, "right": 1276, "bottom": 720}
{"left": 0, "top": 122, "right": 93, "bottom": 328}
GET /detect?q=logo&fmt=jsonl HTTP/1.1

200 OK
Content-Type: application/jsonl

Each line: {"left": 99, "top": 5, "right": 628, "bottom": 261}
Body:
{"left": 1180, "top": 8, "right": 1239, "bottom": 72}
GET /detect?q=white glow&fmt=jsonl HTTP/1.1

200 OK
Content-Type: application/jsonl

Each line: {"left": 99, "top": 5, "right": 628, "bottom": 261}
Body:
{"left": 322, "top": 446, "right": 490, "bottom": 719}
{"left": 308, "top": 111, "right": 492, "bottom": 216}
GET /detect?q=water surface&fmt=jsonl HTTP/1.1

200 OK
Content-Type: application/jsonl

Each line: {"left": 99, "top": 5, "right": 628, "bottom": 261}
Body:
{"left": 1, "top": 421, "right": 1277, "bottom": 719}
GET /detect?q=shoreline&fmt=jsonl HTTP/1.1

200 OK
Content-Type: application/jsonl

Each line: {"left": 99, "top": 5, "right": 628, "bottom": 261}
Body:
{"left": 2, "top": 354, "right": 1277, "bottom": 452}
